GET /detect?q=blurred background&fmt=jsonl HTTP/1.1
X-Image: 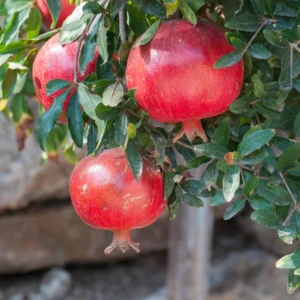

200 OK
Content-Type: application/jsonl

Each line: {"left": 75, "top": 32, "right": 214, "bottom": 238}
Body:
{"left": 0, "top": 110, "right": 298, "bottom": 300}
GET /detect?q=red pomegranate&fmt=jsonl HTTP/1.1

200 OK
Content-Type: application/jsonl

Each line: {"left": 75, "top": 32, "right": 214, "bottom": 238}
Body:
{"left": 32, "top": 33, "right": 98, "bottom": 121}
{"left": 36, "top": 0, "right": 75, "bottom": 28}
{"left": 126, "top": 19, "right": 244, "bottom": 142}
{"left": 69, "top": 148, "right": 166, "bottom": 254}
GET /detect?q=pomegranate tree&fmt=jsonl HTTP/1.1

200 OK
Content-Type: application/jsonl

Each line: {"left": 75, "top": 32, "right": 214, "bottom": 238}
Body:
{"left": 69, "top": 148, "right": 166, "bottom": 253}
{"left": 126, "top": 19, "right": 244, "bottom": 142}
{"left": 36, "top": 0, "right": 75, "bottom": 28}
{"left": 32, "top": 33, "right": 98, "bottom": 120}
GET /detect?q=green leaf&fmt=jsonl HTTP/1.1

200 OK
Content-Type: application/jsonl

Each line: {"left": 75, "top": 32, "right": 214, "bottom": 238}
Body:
{"left": 243, "top": 176, "right": 259, "bottom": 200}
{"left": 133, "top": 0, "right": 166, "bottom": 18}
{"left": 263, "top": 29, "right": 285, "bottom": 48}
{"left": 78, "top": 83, "right": 101, "bottom": 120}
{"left": 31, "top": 29, "right": 59, "bottom": 42}
{"left": 223, "top": 165, "right": 240, "bottom": 202}
{"left": 179, "top": 0, "right": 197, "bottom": 25}
{"left": 175, "top": 143, "right": 197, "bottom": 161}
{"left": 223, "top": 199, "right": 246, "bottom": 220}
{"left": 229, "top": 95, "right": 252, "bottom": 114}
{"left": 185, "top": 0, "right": 205, "bottom": 12}
{"left": 169, "top": 187, "right": 183, "bottom": 220}
{"left": 164, "top": 0, "right": 179, "bottom": 17}
{"left": 214, "top": 117, "right": 230, "bottom": 146}
{"left": 204, "top": 161, "right": 218, "bottom": 187}
{"left": 110, "top": 0, "right": 127, "bottom": 16}
{"left": 238, "top": 129, "right": 276, "bottom": 156}
{"left": 95, "top": 103, "right": 120, "bottom": 120}
{"left": 251, "top": 208, "right": 282, "bottom": 229}
{"left": 248, "top": 43, "right": 272, "bottom": 59}
{"left": 113, "top": 111, "right": 128, "bottom": 145}
{"left": 5, "top": 0, "right": 31, "bottom": 14}
{"left": 126, "top": 140, "right": 142, "bottom": 182}
{"left": 277, "top": 142, "right": 300, "bottom": 172}
{"left": 184, "top": 156, "right": 210, "bottom": 168}
{"left": 181, "top": 179, "right": 202, "bottom": 195}
{"left": 67, "top": 90, "right": 83, "bottom": 148}
{"left": 2, "top": 69, "right": 17, "bottom": 99}
{"left": 46, "top": 0, "right": 61, "bottom": 29}
{"left": 150, "top": 131, "right": 166, "bottom": 165}
{"left": 37, "top": 88, "right": 71, "bottom": 151}
{"left": 287, "top": 270, "right": 300, "bottom": 294}
{"left": 263, "top": 146, "right": 277, "bottom": 174}
{"left": 210, "top": 191, "right": 226, "bottom": 207}
{"left": 256, "top": 183, "right": 292, "bottom": 206}
{"left": 164, "top": 172, "right": 175, "bottom": 199}
{"left": 87, "top": 122, "right": 97, "bottom": 154}
{"left": 214, "top": 52, "right": 242, "bottom": 69}
{"left": 274, "top": 1, "right": 299, "bottom": 17}
{"left": 250, "top": 0, "right": 275, "bottom": 15}
{"left": 0, "top": 54, "right": 12, "bottom": 66}
{"left": 127, "top": 4, "right": 149, "bottom": 36}
{"left": 294, "top": 112, "right": 300, "bottom": 138}
{"left": 276, "top": 249, "right": 300, "bottom": 269}
{"left": 46, "top": 79, "right": 71, "bottom": 96}
{"left": 133, "top": 19, "right": 161, "bottom": 48}
{"left": 183, "top": 194, "right": 204, "bottom": 208}
{"left": 279, "top": 51, "right": 293, "bottom": 91}
{"left": 26, "top": 7, "right": 42, "bottom": 39}
{"left": 102, "top": 82, "right": 124, "bottom": 107}
{"left": 97, "top": 16, "right": 108, "bottom": 64}
{"left": 251, "top": 74, "right": 266, "bottom": 98}
{"left": 273, "top": 136, "right": 293, "bottom": 151}
{"left": 225, "top": 14, "right": 263, "bottom": 32}
{"left": 194, "top": 143, "right": 228, "bottom": 159}
{"left": 286, "top": 163, "right": 300, "bottom": 177}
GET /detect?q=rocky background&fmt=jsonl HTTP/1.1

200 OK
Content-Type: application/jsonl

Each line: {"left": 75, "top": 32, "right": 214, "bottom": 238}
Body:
{"left": 0, "top": 113, "right": 299, "bottom": 299}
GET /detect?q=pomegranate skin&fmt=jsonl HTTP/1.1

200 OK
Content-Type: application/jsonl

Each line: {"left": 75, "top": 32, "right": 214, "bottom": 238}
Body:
{"left": 32, "top": 33, "right": 98, "bottom": 120}
{"left": 69, "top": 148, "right": 166, "bottom": 253}
{"left": 126, "top": 19, "right": 244, "bottom": 141}
{"left": 36, "top": 0, "right": 75, "bottom": 28}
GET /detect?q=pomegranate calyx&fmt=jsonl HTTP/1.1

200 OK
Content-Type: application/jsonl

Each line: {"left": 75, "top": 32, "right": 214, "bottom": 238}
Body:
{"left": 104, "top": 230, "right": 140, "bottom": 255}
{"left": 172, "top": 119, "right": 208, "bottom": 143}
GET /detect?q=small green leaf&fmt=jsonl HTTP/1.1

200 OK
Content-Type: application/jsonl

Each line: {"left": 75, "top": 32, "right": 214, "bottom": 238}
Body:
{"left": 287, "top": 270, "right": 300, "bottom": 294}
{"left": 223, "top": 199, "right": 246, "bottom": 220}
{"left": 175, "top": 143, "right": 197, "bottom": 161}
{"left": 184, "top": 156, "right": 210, "bottom": 168}
{"left": 243, "top": 176, "right": 259, "bottom": 200}
{"left": 286, "top": 163, "right": 300, "bottom": 177}
{"left": 263, "top": 146, "right": 277, "bottom": 174}
{"left": 276, "top": 249, "right": 300, "bottom": 269}
{"left": 126, "top": 140, "right": 142, "bottom": 182}
{"left": 168, "top": 187, "right": 183, "bottom": 220}
{"left": 113, "top": 111, "right": 128, "bottom": 145}
{"left": 2, "top": 69, "right": 17, "bottom": 99}
{"left": 185, "top": 0, "right": 205, "bottom": 11}
{"left": 194, "top": 143, "right": 228, "bottom": 159}
{"left": 248, "top": 43, "right": 272, "bottom": 59}
{"left": 250, "top": 208, "right": 282, "bottom": 229}
{"left": 110, "top": 0, "right": 127, "bottom": 16}
{"left": 87, "top": 122, "right": 97, "bottom": 154}
{"left": 238, "top": 129, "right": 276, "bottom": 156}
{"left": 183, "top": 194, "right": 204, "bottom": 208}
{"left": 150, "top": 131, "right": 166, "bottom": 165}
{"left": 46, "top": 79, "right": 71, "bottom": 96}
{"left": 164, "top": 0, "right": 179, "bottom": 17}
{"left": 250, "top": 0, "right": 275, "bottom": 15}
{"left": 164, "top": 172, "right": 175, "bottom": 199}
{"left": 97, "top": 16, "right": 108, "bottom": 64}
{"left": 214, "top": 117, "right": 230, "bottom": 146}
{"left": 203, "top": 161, "right": 218, "bottom": 187}
{"left": 102, "top": 82, "right": 124, "bottom": 107}
{"left": 256, "top": 183, "right": 292, "bottom": 206}
{"left": 37, "top": 88, "right": 72, "bottom": 151}
{"left": 95, "top": 103, "right": 120, "bottom": 120}
{"left": 179, "top": 0, "right": 197, "bottom": 25}
{"left": 210, "top": 191, "right": 226, "bottom": 207}
{"left": 263, "top": 29, "right": 285, "bottom": 48}
{"left": 229, "top": 95, "right": 252, "bottom": 114}
{"left": 225, "top": 14, "right": 263, "bottom": 32}
{"left": 181, "top": 179, "right": 202, "bottom": 195}
{"left": 223, "top": 165, "right": 240, "bottom": 202}
{"left": 214, "top": 52, "right": 242, "bottom": 69}
{"left": 0, "top": 54, "right": 12, "bottom": 66}
{"left": 67, "top": 90, "right": 83, "bottom": 148}
{"left": 26, "top": 7, "right": 42, "bottom": 39}
{"left": 277, "top": 142, "right": 300, "bottom": 172}
{"left": 46, "top": 0, "right": 61, "bottom": 29}
{"left": 133, "top": 19, "right": 161, "bottom": 48}
{"left": 133, "top": 0, "right": 166, "bottom": 18}
{"left": 294, "top": 112, "right": 300, "bottom": 138}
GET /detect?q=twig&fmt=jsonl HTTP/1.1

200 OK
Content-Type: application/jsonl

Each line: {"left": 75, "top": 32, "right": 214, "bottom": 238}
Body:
{"left": 279, "top": 172, "right": 297, "bottom": 205}
{"left": 74, "top": 15, "right": 97, "bottom": 84}
{"left": 282, "top": 205, "right": 297, "bottom": 226}
{"left": 119, "top": 9, "right": 126, "bottom": 43}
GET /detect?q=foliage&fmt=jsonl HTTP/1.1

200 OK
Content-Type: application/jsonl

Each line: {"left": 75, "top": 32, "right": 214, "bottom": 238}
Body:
{"left": 1, "top": 0, "right": 300, "bottom": 293}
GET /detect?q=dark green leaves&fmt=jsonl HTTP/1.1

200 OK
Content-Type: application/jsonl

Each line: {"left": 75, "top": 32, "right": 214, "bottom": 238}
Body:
{"left": 78, "top": 84, "right": 101, "bottom": 120}
{"left": 103, "top": 82, "right": 124, "bottom": 107}
{"left": 238, "top": 129, "right": 276, "bottom": 156}
{"left": 113, "top": 111, "right": 128, "bottom": 145}
{"left": 165, "top": 172, "right": 175, "bottom": 199}
{"left": 223, "top": 199, "right": 246, "bottom": 220}
{"left": 214, "top": 52, "right": 242, "bottom": 69}
{"left": 182, "top": 194, "right": 204, "bottom": 208}
{"left": 150, "top": 131, "right": 166, "bottom": 165}
{"left": 277, "top": 142, "right": 300, "bottom": 172}
{"left": 97, "top": 16, "right": 108, "bottom": 64}
{"left": 179, "top": 0, "right": 197, "bottom": 25}
{"left": 67, "top": 90, "right": 83, "bottom": 148}
{"left": 133, "top": 0, "right": 166, "bottom": 18}
{"left": 256, "top": 183, "right": 292, "bottom": 206}
{"left": 194, "top": 143, "right": 228, "bottom": 159}
{"left": 223, "top": 165, "right": 240, "bottom": 202}
{"left": 46, "top": 0, "right": 61, "bottom": 29}
{"left": 46, "top": 79, "right": 71, "bottom": 96}
{"left": 248, "top": 43, "right": 272, "bottom": 59}
{"left": 294, "top": 112, "right": 300, "bottom": 138}
{"left": 126, "top": 140, "right": 143, "bottom": 182}
{"left": 225, "top": 14, "right": 263, "bottom": 32}
{"left": 37, "top": 88, "right": 72, "bottom": 151}
{"left": 133, "top": 20, "right": 161, "bottom": 48}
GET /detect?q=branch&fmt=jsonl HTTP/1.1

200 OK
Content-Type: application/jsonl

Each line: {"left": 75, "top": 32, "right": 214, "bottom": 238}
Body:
{"left": 119, "top": 9, "right": 126, "bottom": 43}
{"left": 279, "top": 172, "right": 297, "bottom": 205}
{"left": 74, "top": 15, "right": 97, "bottom": 84}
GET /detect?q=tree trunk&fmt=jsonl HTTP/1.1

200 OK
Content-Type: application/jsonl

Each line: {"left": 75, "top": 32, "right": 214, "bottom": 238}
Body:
{"left": 167, "top": 155, "right": 214, "bottom": 300}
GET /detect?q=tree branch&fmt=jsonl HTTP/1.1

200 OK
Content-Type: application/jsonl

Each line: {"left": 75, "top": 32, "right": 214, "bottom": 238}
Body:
{"left": 119, "top": 9, "right": 126, "bottom": 43}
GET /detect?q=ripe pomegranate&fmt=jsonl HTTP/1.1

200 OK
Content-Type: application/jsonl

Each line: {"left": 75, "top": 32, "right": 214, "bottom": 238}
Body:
{"left": 126, "top": 19, "right": 244, "bottom": 142}
{"left": 69, "top": 148, "right": 166, "bottom": 254}
{"left": 36, "top": 0, "right": 75, "bottom": 28}
{"left": 32, "top": 33, "right": 98, "bottom": 121}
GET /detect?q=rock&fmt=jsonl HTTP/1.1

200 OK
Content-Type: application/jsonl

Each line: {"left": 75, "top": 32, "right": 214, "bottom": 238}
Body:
{"left": 0, "top": 114, "right": 74, "bottom": 212}
{"left": 237, "top": 215, "right": 297, "bottom": 256}
{"left": 0, "top": 202, "right": 168, "bottom": 273}
{"left": 40, "top": 268, "right": 71, "bottom": 299}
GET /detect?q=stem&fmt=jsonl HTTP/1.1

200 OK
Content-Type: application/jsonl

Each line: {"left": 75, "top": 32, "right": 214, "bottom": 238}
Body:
{"left": 282, "top": 205, "right": 297, "bottom": 226}
{"left": 279, "top": 172, "right": 297, "bottom": 205}
{"left": 119, "top": 9, "right": 126, "bottom": 43}
{"left": 74, "top": 15, "right": 97, "bottom": 84}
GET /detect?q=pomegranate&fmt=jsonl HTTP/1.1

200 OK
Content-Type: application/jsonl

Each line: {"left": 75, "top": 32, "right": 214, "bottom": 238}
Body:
{"left": 36, "top": 0, "right": 75, "bottom": 28}
{"left": 126, "top": 19, "right": 244, "bottom": 142}
{"left": 32, "top": 33, "right": 98, "bottom": 121}
{"left": 69, "top": 148, "right": 166, "bottom": 254}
